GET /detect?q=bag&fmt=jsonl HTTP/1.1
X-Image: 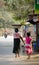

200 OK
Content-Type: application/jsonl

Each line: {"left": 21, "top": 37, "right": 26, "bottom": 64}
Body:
{"left": 4, "top": 34, "right": 7, "bottom": 38}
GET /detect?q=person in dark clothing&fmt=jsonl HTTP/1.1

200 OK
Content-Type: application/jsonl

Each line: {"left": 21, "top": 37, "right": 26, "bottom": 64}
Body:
{"left": 13, "top": 28, "right": 24, "bottom": 58}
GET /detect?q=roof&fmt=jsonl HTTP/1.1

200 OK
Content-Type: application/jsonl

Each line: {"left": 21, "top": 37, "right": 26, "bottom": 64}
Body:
{"left": 12, "top": 24, "right": 22, "bottom": 28}
{"left": 27, "top": 14, "right": 39, "bottom": 25}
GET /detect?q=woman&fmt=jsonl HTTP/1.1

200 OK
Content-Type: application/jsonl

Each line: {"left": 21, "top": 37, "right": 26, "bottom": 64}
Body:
{"left": 13, "top": 28, "right": 24, "bottom": 58}
{"left": 25, "top": 32, "right": 33, "bottom": 59}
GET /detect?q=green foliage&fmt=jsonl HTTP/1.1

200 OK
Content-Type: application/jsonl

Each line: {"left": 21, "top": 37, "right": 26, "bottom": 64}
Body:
{"left": 0, "top": 0, "right": 34, "bottom": 27}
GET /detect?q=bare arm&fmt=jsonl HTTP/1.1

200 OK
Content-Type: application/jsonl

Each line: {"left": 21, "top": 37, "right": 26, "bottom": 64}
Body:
{"left": 20, "top": 36, "right": 25, "bottom": 44}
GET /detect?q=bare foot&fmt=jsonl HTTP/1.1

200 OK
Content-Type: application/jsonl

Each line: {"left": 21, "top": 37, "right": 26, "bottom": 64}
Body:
{"left": 15, "top": 55, "right": 17, "bottom": 58}
{"left": 27, "top": 57, "right": 30, "bottom": 59}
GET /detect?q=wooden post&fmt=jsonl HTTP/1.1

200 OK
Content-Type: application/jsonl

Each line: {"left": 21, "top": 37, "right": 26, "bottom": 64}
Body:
{"left": 36, "top": 15, "right": 39, "bottom": 52}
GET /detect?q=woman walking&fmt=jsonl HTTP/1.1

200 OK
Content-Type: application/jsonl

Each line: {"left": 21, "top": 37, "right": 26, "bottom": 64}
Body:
{"left": 13, "top": 28, "right": 24, "bottom": 58}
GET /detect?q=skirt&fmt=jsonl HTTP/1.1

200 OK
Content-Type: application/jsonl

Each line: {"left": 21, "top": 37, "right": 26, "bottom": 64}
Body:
{"left": 25, "top": 44, "right": 32, "bottom": 55}
{"left": 13, "top": 38, "right": 20, "bottom": 54}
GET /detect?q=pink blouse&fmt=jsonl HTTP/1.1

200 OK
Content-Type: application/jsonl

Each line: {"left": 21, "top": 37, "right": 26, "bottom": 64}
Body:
{"left": 26, "top": 36, "right": 32, "bottom": 44}
{"left": 14, "top": 32, "right": 20, "bottom": 38}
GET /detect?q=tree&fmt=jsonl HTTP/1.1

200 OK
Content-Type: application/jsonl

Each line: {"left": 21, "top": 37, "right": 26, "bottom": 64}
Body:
{"left": 0, "top": 0, "right": 34, "bottom": 26}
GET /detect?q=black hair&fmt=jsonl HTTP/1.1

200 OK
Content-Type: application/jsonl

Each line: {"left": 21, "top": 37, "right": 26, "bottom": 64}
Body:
{"left": 27, "top": 32, "right": 31, "bottom": 37}
{"left": 15, "top": 28, "right": 18, "bottom": 32}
